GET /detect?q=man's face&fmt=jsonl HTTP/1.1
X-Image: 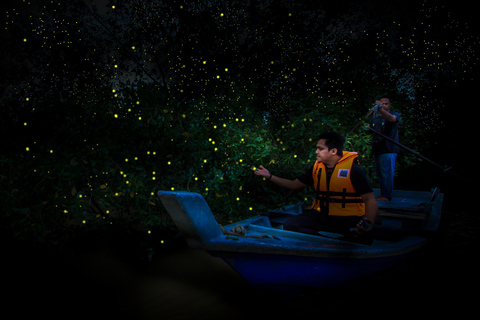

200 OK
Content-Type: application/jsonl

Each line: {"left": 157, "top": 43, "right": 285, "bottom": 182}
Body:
{"left": 379, "top": 98, "right": 391, "bottom": 111}
{"left": 315, "top": 139, "right": 336, "bottom": 163}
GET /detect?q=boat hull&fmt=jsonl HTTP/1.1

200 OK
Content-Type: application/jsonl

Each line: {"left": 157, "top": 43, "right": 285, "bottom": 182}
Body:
{"left": 213, "top": 250, "right": 408, "bottom": 289}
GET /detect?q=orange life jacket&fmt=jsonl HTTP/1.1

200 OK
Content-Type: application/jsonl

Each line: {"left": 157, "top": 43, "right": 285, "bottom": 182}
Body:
{"left": 311, "top": 151, "right": 365, "bottom": 217}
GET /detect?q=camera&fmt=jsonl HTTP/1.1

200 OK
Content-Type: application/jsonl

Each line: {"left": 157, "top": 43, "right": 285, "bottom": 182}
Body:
{"left": 358, "top": 219, "right": 371, "bottom": 229}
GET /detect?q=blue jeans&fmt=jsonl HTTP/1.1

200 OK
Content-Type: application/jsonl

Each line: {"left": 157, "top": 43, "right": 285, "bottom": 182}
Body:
{"left": 374, "top": 153, "right": 397, "bottom": 200}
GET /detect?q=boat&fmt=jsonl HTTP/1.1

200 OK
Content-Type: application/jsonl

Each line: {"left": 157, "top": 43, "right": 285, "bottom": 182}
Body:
{"left": 157, "top": 188, "right": 443, "bottom": 292}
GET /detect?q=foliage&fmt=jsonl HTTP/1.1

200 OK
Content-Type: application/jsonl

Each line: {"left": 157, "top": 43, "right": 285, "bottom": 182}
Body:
{"left": 1, "top": 0, "right": 478, "bottom": 247}
{"left": 1, "top": 83, "right": 420, "bottom": 247}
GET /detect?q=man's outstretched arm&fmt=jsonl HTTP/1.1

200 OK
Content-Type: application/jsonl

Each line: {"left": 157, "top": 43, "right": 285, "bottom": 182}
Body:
{"left": 253, "top": 165, "right": 308, "bottom": 190}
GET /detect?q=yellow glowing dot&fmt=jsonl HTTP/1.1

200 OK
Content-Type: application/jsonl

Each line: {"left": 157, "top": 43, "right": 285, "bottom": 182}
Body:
{"left": 148, "top": 230, "right": 151, "bottom": 234}
{"left": 161, "top": 240, "right": 164, "bottom": 244}
{"left": 236, "top": 197, "right": 240, "bottom": 201}
{"left": 249, "top": 207, "right": 253, "bottom": 211}
{"left": 49, "top": 150, "right": 53, "bottom": 153}
{"left": 112, "top": 5, "right": 115, "bottom": 9}
{"left": 125, "top": 158, "right": 128, "bottom": 162}
{"left": 114, "top": 114, "right": 118, "bottom": 118}
{"left": 204, "top": 159, "right": 207, "bottom": 163}
{"left": 24, "top": 122, "right": 27, "bottom": 126}
{"left": 225, "top": 68, "right": 228, "bottom": 71}
{"left": 152, "top": 177, "right": 156, "bottom": 180}
{"left": 168, "top": 161, "right": 171, "bottom": 165}
{"left": 217, "top": 75, "right": 220, "bottom": 79}
{"left": 26, "top": 147, "right": 29, "bottom": 151}
{"left": 24, "top": 38, "right": 27, "bottom": 42}
{"left": 64, "top": 210, "right": 68, "bottom": 213}
{"left": 220, "top": 13, "right": 224, "bottom": 16}
{"left": 171, "top": 187, "right": 175, "bottom": 191}
{"left": 114, "top": 65, "right": 118, "bottom": 68}
{"left": 138, "top": 116, "right": 142, "bottom": 120}
{"left": 82, "top": 220, "right": 86, "bottom": 224}
{"left": 132, "top": 46, "right": 135, "bottom": 50}
{"left": 203, "top": 61, "right": 207, "bottom": 64}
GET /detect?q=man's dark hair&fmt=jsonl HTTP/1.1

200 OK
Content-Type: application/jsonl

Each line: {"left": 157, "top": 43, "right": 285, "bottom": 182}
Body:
{"left": 377, "top": 95, "right": 391, "bottom": 101}
{"left": 317, "top": 132, "right": 345, "bottom": 156}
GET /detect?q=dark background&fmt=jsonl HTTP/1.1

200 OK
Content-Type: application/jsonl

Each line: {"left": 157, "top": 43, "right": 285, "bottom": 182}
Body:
{"left": 1, "top": 1, "right": 478, "bottom": 318}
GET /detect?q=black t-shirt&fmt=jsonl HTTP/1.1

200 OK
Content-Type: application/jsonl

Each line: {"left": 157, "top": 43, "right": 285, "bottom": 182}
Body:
{"left": 369, "top": 112, "right": 401, "bottom": 154}
{"left": 297, "top": 162, "right": 373, "bottom": 196}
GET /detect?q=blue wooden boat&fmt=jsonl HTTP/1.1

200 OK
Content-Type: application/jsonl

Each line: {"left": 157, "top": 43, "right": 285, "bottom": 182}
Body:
{"left": 158, "top": 188, "right": 443, "bottom": 292}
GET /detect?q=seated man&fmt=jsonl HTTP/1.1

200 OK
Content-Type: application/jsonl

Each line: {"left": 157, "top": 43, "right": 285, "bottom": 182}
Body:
{"left": 253, "top": 132, "right": 378, "bottom": 244}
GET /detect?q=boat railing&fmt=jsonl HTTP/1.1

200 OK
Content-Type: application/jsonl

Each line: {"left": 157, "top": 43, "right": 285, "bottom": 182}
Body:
{"left": 158, "top": 188, "right": 443, "bottom": 248}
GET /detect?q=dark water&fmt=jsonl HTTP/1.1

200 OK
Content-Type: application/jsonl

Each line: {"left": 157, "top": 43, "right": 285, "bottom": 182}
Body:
{"left": 3, "top": 200, "right": 478, "bottom": 319}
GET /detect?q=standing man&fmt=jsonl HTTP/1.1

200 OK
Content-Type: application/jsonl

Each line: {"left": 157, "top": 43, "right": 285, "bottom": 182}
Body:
{"left": 253, "top": 132, "right": 378, "bottom": 244}
{"left": 369, "top": 96, "right": 401, "bottom": 201}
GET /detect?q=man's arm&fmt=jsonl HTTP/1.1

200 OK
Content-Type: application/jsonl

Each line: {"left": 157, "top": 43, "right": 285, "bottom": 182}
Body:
{"left": 253, "top": 165, "right": 308, "bottom": 190}
{"left": 378, "top": 107, "right": 397, "bottom": 122}
{"left": 357, "top": 192, "right": 378, "bottom": 233}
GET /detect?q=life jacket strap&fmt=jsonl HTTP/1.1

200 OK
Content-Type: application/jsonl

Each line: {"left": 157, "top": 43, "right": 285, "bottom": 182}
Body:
{"left": 315, "top": 188, "right": 363, "bottom": 208}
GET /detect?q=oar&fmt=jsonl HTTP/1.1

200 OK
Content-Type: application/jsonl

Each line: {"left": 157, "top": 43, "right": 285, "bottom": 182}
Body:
{"left": 368, "top": 127, "right": 466, "bottom": 182}
{"left": 346, "top": 107, "right": 376, "bottom": 138}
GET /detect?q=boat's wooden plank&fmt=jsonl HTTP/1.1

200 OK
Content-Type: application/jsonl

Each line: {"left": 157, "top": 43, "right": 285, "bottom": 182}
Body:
{"left": 378, "top": 209, "right": 426, "bottom": 220}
